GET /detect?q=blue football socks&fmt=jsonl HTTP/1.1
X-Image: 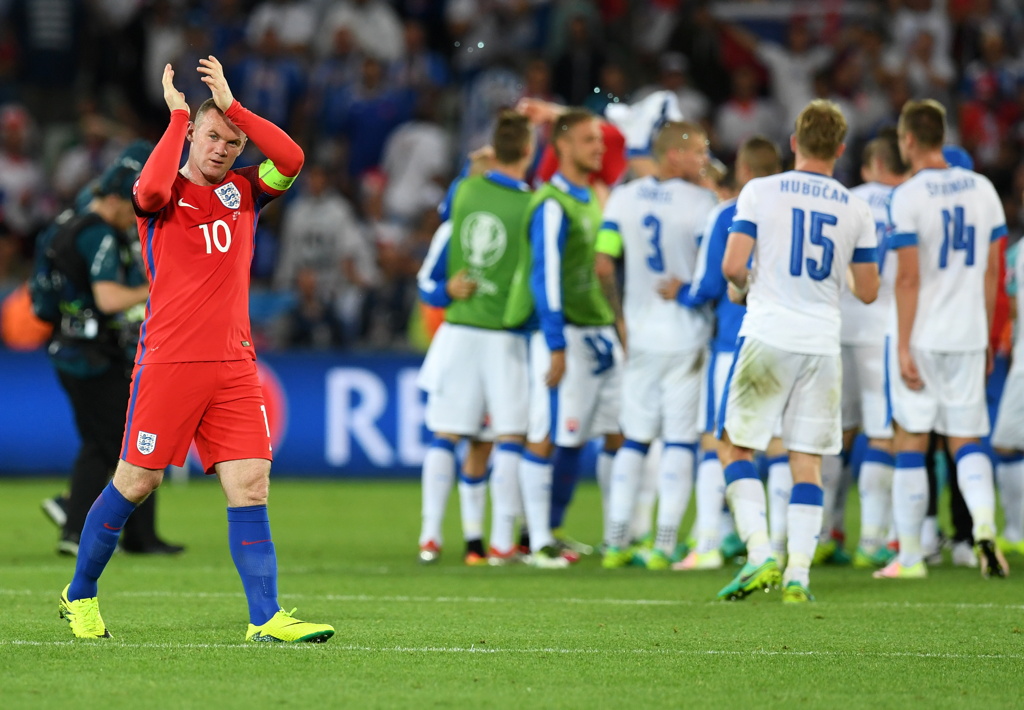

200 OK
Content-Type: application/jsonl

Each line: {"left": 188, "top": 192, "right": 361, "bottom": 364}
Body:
{"left": 68, "top": 482, "right": 136, "bottom": 601}
{"left": 227, "top": 505, "right": 280, "bottom": 625}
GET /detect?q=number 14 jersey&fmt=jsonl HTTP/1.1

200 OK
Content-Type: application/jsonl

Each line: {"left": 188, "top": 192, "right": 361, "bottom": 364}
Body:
{"left": 888, "top": 166, "right": 1007, "bottom": 352}
{"left": 132, "top": 166, "right": 276, "bottom": 364}
{"left": 731, "top": 170, "right": 877, "bottom": 356}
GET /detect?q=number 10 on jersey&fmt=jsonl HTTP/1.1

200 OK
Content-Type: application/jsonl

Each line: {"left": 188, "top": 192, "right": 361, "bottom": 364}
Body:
{"left": 198, "top": 220, "right": 232, "bottom": 254}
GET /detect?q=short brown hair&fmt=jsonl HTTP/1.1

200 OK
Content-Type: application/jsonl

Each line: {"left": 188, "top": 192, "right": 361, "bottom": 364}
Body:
{"left": 898, "top": 99, "right": 946, "bottom": 149}
{"left": 652, "top": 121, "right": 706, "bottom": 160}
{"left": 194, "top": 98, "right": 222, "bottom": 125}
{"left": 794, "top": 99, "right": 848, "bottom": 160}
{"left": 862, "top": 127, "right": 908, "bottom": 175}
{"left": 492, "top": 110, "right": 531, "bottom": 164}
{"left": 737, "top": 136, "right": 781, "bottom": 177}
{"left": 552, "top": 108, "right": 595, "bottom": 153}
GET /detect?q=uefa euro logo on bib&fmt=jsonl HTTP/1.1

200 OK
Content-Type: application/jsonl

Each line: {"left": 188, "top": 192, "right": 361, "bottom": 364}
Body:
{"left": 214, "top": 182, "right": 241, "bottom": 209}
{"left": 137, "top": 431, "right": 157, "bottom": 455}
{"left": 461, "top": 212, "right": 507, "bottom": 268}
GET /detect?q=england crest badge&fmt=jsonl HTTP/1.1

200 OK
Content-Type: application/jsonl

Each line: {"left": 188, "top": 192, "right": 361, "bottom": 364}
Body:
{"left": 214, "top": 182, "right": 241, "bottom": 209}
{"left": 137, "top": 431, "right": 157, "bottom": 455}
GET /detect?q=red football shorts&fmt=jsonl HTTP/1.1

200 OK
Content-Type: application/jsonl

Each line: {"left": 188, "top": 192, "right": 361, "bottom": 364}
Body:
{"left": 120, "top": 360, "right": 273, "bottom": 474}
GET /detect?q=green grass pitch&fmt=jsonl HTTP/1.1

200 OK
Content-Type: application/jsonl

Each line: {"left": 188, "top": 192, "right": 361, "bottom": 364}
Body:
{"left": 2, "top": 477, "right": 1023, "bottom": 709}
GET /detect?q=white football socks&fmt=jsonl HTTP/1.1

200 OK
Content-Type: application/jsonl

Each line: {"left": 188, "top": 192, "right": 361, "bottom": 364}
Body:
{"left": 996, "top": 453, "right": 1024, "bottom": 542}
{"left": 606, "top": 442, "right": 646, "bottom": 548}
{"left": 596, "top": 449, "right": 615, "bottom": 544}
{"left": 518, "top": 452, "right": 554, "bottom": 552}
{"left": 893, "top": 452, "right": 929, "bottom": 567}
{"left": 419, "top": 439, "right": 456, "bottom": 547}
{"left": 489, "top": 442, "right": 523, "bottom": 554}
{"left": 654, "top": 443, "right": 695, "bottom": 555}
{"left": 694, "top": 452, "right": 725, "bottom": 554}
{"left": 725, "top": 461, "right": 771, "bottom": 566}
{"left": 785, "top": 483, "right": 824, "bottom": 588}
{"left": 630, "top": 441, "right": 659, "bottom": 542}
{"left": 458, "top": 475, "right": 487, "bottom": 542}
{"left": 858, "top": 448, "right": 895, "bottom": 553}
{"left": 766, "top": 456, "right": 792, "bottom": 561}
{"left": 819, "top": 454, "right": 842, "bottom": 540}
{"left": 955, "top": 444, "right": 997, "bottom": 542}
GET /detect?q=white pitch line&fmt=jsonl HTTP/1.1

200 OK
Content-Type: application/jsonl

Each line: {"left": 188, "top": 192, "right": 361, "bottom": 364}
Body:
{"left": 3, "top": 588, "right": 1024, "bottom": 611}
{"left": 0, "top": 640, "right": 1020, "bottom": 660}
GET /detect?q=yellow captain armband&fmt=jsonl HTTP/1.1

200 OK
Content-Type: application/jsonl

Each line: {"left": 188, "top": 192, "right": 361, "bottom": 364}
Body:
{"left": 595, "top": 225, "right": 623, "bottom": 259}
{"left": 258, "top": 160, "right": 298, "bottom": 191}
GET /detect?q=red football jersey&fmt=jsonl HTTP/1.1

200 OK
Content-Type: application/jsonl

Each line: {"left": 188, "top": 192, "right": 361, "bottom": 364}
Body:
{"left": 133, "top": 167, "right": 275, "bottom": 363}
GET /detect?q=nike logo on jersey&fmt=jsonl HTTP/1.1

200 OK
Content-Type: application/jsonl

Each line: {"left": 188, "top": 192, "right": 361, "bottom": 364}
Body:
{"left": 103, "top": 523, "right": 122, "bottom": 531}
{"left": 241, "top": 539, "right": 272, "bottom": 546}
{"left": 177, "top": 198, "right": 199, "bottom": 209}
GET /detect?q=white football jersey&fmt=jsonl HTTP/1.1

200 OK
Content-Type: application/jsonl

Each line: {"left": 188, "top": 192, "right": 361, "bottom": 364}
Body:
{"left": 602, "top": 176, "right": 717, "bottom": 353}
{"left": 732, "top": 170, "right": 878, "bottom": 356}
{"left": 841, "top": 182, "right": 896, "bottom": 345}
{"left": 889, "top": 167, "right": 1007, "bottom": 352}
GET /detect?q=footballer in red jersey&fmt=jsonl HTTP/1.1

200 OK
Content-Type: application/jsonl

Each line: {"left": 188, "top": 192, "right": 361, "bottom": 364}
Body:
{"left": 59, "top": 57, "right": 334, "bottom": 644}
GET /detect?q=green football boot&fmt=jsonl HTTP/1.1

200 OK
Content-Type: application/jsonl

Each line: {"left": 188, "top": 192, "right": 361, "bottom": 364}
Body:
{"left": 602, "top": 546, "right": 635, "bottom": 569}
{"left": 716, "top": 558, "right": 781, "bottom": 601}
{"left": 853, "top": 545, "right": 895, "bottom": 569}
{"left": 646, "top": 548, "right": 671, "bottom": 571}
{"left": 781, "top": 580, "right": 814, "bottom": 604}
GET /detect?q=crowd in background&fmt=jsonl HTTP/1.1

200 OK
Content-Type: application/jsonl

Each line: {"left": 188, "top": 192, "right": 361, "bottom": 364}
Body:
{"left": 0, "top": 0, "right": 1023, "bottom": 352}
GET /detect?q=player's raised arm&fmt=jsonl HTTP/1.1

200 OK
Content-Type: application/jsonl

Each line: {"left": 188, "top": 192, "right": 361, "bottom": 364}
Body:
{"left": 198, "top": 55, "right": 304, "bottom": 190}
{"left": 135, "top": 64, "right": 190, "bottom": 213}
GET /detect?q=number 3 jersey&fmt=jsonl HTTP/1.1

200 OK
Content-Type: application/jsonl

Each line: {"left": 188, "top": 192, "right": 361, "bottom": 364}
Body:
{"left": 888, "top": 166, "right": 1007, "bottom": 352}
{"left": 731, "top": 170, "right": 877, "bottom": 356}
{"left": 598, "top": 176, "right": 717, "bottom": 353}
{"left": 132, "top": 166, "right": 276, "bottom": 363}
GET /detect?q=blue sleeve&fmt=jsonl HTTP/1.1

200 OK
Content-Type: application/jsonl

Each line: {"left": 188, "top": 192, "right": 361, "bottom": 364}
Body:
{"left": 682, "top": 212, "right": 730, "bottom": 308}
{"left": 529, "top": 199, "right": 569, "bottom": 351}
{"left": 417, "top": 222, "right": 453, "bottom": 307}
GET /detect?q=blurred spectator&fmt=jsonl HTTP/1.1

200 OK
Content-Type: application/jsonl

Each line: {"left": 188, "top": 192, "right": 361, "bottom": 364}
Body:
{"left": 713, "top": 66, "right": 778, "bottom": 158}
{"left": 279, "top": 267, "right": 346, "bottom": 349}
{"left": 961, "top": 26, "right": 1022, "bottom": 104}
{"left": 635, "top": 52, "right": 710, "bottom": 124}
{"left": 583, "top": 62, "right": 631, "bottom": 115}
{"left": 666, "top": 2, "right": 733, "bottom": 104}
{"left": 892, "top": 0, "right": 952, "bottom": 66}
{"left": 391, "top": 19, "right": 450, "bottom": 94}
{"left": 458, "top": 64, "right": 523, "bottom": 155}
{"left": 273, "top": 164, "right": 378, "bottom": 343}
{"left": 142, "top": 1, "right": 186, "bottom": 115}
{"left": 447, "top": 0, "right": 549, "bottom": 75}
{"left": 0, "top": 105, "right": 49, "bottom": 250}
{"left": 7, "top": 0, "right": 84, "bottom": 122}
{"left": 329, "top": 56, "right": 415, "bottom": 180}
{"left": 202, "top": 0, "right": 249, "bottom": 61}
{"left": 381, "top": 97, "right": 451, "bottom": 226}
{"left": 885, "top": 30, "right": 955, "bottom": 109}
{"left": 728, "top": 18, "right": 834, "bottom": 129}
{"left": 552, "top": 14, "right": 605, "bottom": 106}
{"left": 52, "top": 110, "right": 125, "bottom": 204}
{"left": 230, "top": 26, "right": 306, "bottom": 133}
{"left": 317, "top": 0, "right": 405, "bottom": 63}
{"left": 246, "top": 0, "right": 317, "bottom": 56}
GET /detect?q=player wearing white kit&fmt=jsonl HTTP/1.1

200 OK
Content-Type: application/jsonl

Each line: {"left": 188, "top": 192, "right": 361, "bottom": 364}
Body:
{"left": 674, "top": 136, "right": 782, "bottom": 571}
{"left": 879, "top": 99, "right": 1009, "bottom": 579}
{"left": 594, "top": 121, "right": 717, "bottom": 570}
{"left": 992, "top": 236, "right": 1024, "bottom": 557}
{"left": 838, "top": 131, "right": 908, "bottom": 569}
{"left": 504, "top": 109, "right": 623, "bottom": 568}
{"left": 416, "top": 112, "right": 535, "bottom": 566}
{"left": 716, "top": 100, "right": 879, "bottom": 603}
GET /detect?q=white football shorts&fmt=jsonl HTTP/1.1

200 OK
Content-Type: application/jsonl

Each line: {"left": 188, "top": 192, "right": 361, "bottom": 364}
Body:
{"left": 620, "top": 348, "right": 704, "bottom": 444}
{"left": 886, "top": 339, "right": 989, "bottom": 437}
{"left": 699, "top": 348, "right": 736, "bottom": 435}
{"left": 720, "top": 337, "right": 842, "bottom": 455}
{"left": 419, "top": 323, "right": 529, "bottom": 437}
{"left": 841, "top": 342, "right": 893, "bottom": 440}
{"left": 528, "top": 325, "right": 623, "bottom": 447}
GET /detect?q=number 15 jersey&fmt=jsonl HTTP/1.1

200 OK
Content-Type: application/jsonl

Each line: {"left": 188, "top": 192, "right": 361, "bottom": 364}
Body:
{"left": 888, "top": 166, "right": 1007, "bottom": 352}
{"left": 730, "top": 170, "right": 877, "bottom": 356}
{"left": 133, "top": 166, "right": 276, "bottom": 364}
